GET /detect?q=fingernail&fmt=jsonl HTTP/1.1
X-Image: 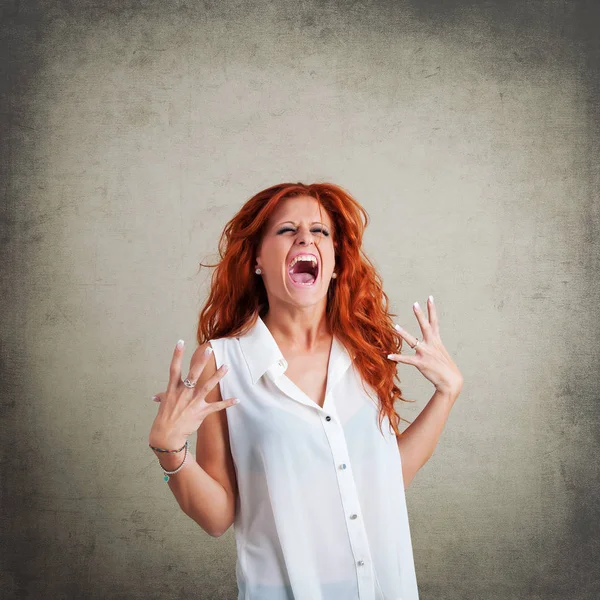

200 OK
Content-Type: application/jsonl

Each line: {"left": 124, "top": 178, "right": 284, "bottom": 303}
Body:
{"left": 429, "top": 295, "right": 434, "bottom": 303}
{"left": 387, "top": 354, "right": 395, "bottom": 359}
{"left": 413, "top": 302, "right": 419, "bottom": 309}
{"left": 232, "top": 398, "right": 240, "bottom": 404}
{"left": 394, "top": 323, "right": 402, "bottom": 331}
{"left": 152, "top": 395, "right": 160, "bottom": 402}
{"left": 177, "top": 339, "right": 185, "bottom": 349}
{"left": 221, "top": 364, "right": 229, "bottom": 372}
{"left": 204, "top": 346, "right": 213, "bottom": 356}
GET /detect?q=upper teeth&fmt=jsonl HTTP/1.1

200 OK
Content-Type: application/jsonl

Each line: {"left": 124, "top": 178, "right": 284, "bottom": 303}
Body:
{"left": 288, "top": 255, "right": 317, "bottom": 270}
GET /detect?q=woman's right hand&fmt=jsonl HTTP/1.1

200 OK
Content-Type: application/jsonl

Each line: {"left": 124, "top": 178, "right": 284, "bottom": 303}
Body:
{"left": 148, "top": 340, "right": 239, "bottom": 450}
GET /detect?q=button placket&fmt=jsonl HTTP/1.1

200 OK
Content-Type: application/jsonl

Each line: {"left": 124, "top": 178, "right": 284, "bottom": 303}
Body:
{"left": 322, "top": 408, "right": 376, "bottom": 599}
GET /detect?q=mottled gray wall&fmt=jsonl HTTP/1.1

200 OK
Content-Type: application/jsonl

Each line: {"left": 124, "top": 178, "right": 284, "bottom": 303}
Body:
{"left": 1, "top": 0, "right": 598, "bottom": 598}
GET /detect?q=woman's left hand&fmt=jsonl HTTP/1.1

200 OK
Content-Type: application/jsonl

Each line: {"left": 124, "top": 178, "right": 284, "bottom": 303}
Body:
{"left": 387, "top": 296, "right": 463, "bottom": 399}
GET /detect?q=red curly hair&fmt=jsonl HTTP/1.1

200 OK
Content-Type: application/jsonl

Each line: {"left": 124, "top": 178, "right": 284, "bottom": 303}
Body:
{"left": 196, "top": 182, "right": 413, "bottom": 438}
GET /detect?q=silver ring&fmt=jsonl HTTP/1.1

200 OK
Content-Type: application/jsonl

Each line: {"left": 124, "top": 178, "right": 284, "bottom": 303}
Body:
{"left": 411, "top": 338, "right": 420, "bottom": 350}
{"left": 182, "top": 377, "right": 197, "bottom": 388}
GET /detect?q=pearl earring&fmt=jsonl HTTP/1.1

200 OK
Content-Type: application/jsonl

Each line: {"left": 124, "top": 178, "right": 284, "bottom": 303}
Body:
{"left": 331, "top": 272, "right": 337, "bottom": 279}
{"left": 255, "top": 267, "right": 262, "bottom": 275}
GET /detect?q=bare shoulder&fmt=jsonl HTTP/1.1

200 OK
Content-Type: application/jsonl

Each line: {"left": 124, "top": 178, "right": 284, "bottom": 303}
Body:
{"left": 194, "top": 342, "right": 238, "bottom": 504}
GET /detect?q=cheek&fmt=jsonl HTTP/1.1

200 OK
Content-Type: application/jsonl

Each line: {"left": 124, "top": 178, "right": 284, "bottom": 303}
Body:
{"left": 323, "top": 243, "right": 336, "bottom": 268}
{"left": 261, "top": 239, "right": 288, "bottom": 268}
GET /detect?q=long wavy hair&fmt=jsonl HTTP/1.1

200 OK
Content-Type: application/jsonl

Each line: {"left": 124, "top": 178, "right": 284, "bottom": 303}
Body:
{"left": 196, "top": 182, "right": 413, "bottom": 438}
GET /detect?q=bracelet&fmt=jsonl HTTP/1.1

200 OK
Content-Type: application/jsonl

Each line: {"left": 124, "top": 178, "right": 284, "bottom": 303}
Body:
{"left": 152, "top": 440, "right": 189, "bottom": 482}
{"left": 149, "top": 440, "right": 187, "bottom": 453}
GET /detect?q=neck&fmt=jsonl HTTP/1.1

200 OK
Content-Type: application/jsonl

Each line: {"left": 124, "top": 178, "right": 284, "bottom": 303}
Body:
{"left": 262, "top": 304, "right": 330, "bottom": 351}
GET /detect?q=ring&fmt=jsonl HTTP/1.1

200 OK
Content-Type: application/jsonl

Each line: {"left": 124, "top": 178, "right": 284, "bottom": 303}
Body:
{"left": 410, "top": 338, "right": 420, "bottom": 350}
{"left": 182, "top": 377, "right": 197, "bottom": 388}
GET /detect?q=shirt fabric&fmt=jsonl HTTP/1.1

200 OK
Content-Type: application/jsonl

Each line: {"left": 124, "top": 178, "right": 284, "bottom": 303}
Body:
{"left": 208, "top": 315, "right": 419, "bottom": 600}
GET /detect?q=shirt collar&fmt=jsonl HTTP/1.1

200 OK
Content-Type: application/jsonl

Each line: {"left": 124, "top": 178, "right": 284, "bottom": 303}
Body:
{"left": 238, "top": 314, "right": 353, "bottom": 386}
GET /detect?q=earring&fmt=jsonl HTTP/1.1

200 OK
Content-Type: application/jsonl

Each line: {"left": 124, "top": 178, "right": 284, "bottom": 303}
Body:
{"left": 255, "top": 267, "right": 262, "bottom": 275}
{"left": 331, "top": 272, "right": 337, "bottom": 279}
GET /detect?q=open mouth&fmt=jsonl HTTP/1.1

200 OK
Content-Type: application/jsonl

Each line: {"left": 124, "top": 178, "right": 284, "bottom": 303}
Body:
{"left": 287, "top": 254, "right": 319, "bottom": 287}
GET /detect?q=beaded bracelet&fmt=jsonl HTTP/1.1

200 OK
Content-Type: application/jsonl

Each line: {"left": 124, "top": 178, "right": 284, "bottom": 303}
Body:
{"left": 149, "top": 440, "right": 189, "bottom": 482}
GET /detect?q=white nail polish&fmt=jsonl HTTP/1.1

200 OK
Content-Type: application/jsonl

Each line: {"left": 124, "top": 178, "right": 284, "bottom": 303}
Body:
{"left": 394, "top": 323, "right": 402, "bottom": 331}
{"left": 414, "top": 302, "right": 419, "bottom": 309}
{"left": 387, "top": 354, "right": 395, "bottom": 359}
{"left": 429, "top": 295, "right": 434, "bottom": 303}
{"left": 177, "top": 339, "right": 185, "bottom": 349}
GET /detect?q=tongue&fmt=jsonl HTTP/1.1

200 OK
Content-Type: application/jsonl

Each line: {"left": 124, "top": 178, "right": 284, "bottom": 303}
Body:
{"left": 290, "top": 272, "right": 315, "bottom": 284}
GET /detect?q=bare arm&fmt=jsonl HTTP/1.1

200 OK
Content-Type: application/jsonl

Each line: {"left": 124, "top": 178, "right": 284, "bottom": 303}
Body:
{"left": 193, "top": 344, "right": 238, "bottom": 537}
{"left": 154, "top": 447, "right": 233, "bottom": 537}
{"left": 397, "top": 388, "right": 458, "bottom": 490}
{"left": 389, "top": 297, "right": 464, "bottom": 490}
{"left": 150, "top": 342, "right": 240, "bottom": 537}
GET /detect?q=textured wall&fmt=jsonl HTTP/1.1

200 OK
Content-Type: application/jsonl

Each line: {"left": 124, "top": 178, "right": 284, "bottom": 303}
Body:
{"left": 1, "top": 0, "right": 599, "bottom": 598}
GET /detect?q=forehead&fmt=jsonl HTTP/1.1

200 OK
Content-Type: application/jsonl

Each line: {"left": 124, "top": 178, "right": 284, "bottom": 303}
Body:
{"left": 268, "top": 195, "right": 332, "bottom": 226}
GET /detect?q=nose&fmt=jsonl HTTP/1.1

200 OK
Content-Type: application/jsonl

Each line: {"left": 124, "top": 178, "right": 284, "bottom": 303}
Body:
{"left": 295, "top": 227, "right": 315, "bottom": 246}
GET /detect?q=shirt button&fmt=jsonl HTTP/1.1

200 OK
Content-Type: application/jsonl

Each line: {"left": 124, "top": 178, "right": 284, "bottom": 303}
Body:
{"left": 349, "top": 514, "right": 357, "bottom": 520}
{"left": 357, "top": 560, "right": 365, "bottom": 566}
{"left": 278, "top": 359, "right": 285, "bottom": 367}
{"left": 325, "top": 416, "right": 331, "bottom": 421}
{"left": 339, "top": 463, "right": 347, "bottom": 470}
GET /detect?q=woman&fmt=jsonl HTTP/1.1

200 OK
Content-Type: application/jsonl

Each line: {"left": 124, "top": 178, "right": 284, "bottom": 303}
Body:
{"left": 148, "top": 182, "right": 463, "bottom": 600}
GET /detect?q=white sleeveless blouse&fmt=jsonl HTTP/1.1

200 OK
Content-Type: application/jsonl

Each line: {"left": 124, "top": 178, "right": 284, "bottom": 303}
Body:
{"left": 209, "top": 315, "right": 419, "bottom": 600}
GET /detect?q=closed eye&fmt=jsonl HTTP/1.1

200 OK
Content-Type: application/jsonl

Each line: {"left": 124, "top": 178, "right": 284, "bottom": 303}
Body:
{"left": 276, "top": 227, "right": 330, "bottom": 237}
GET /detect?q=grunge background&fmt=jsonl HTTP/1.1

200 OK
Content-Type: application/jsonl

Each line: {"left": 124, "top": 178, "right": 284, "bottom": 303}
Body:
{"left": 1, "top": 0, "right": 598, "bottom": 598}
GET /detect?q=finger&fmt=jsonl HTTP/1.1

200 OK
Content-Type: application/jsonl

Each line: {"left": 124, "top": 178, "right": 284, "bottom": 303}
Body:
{"left": 427, "top": 295, "right": 440, "bottom": 336}
{"left": 207, "top": 396, "right": 240, "bottom": 413}
{"left": 394, "top": 323, "right": 418, "bottom": 349}
{"left": 387, "top": 353, "right": 417, "bottom": 366}
{"left": 167, "top": 339, "right": 186, "bottom": 396}
{"left": 192, "top": 363, "right": 230, "bottom": 402}
{"left": 181, "top": 344, "right": 216, "bottom": 389}
{"left": 412, "top": 301, "right": 432, "bottom": 340}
